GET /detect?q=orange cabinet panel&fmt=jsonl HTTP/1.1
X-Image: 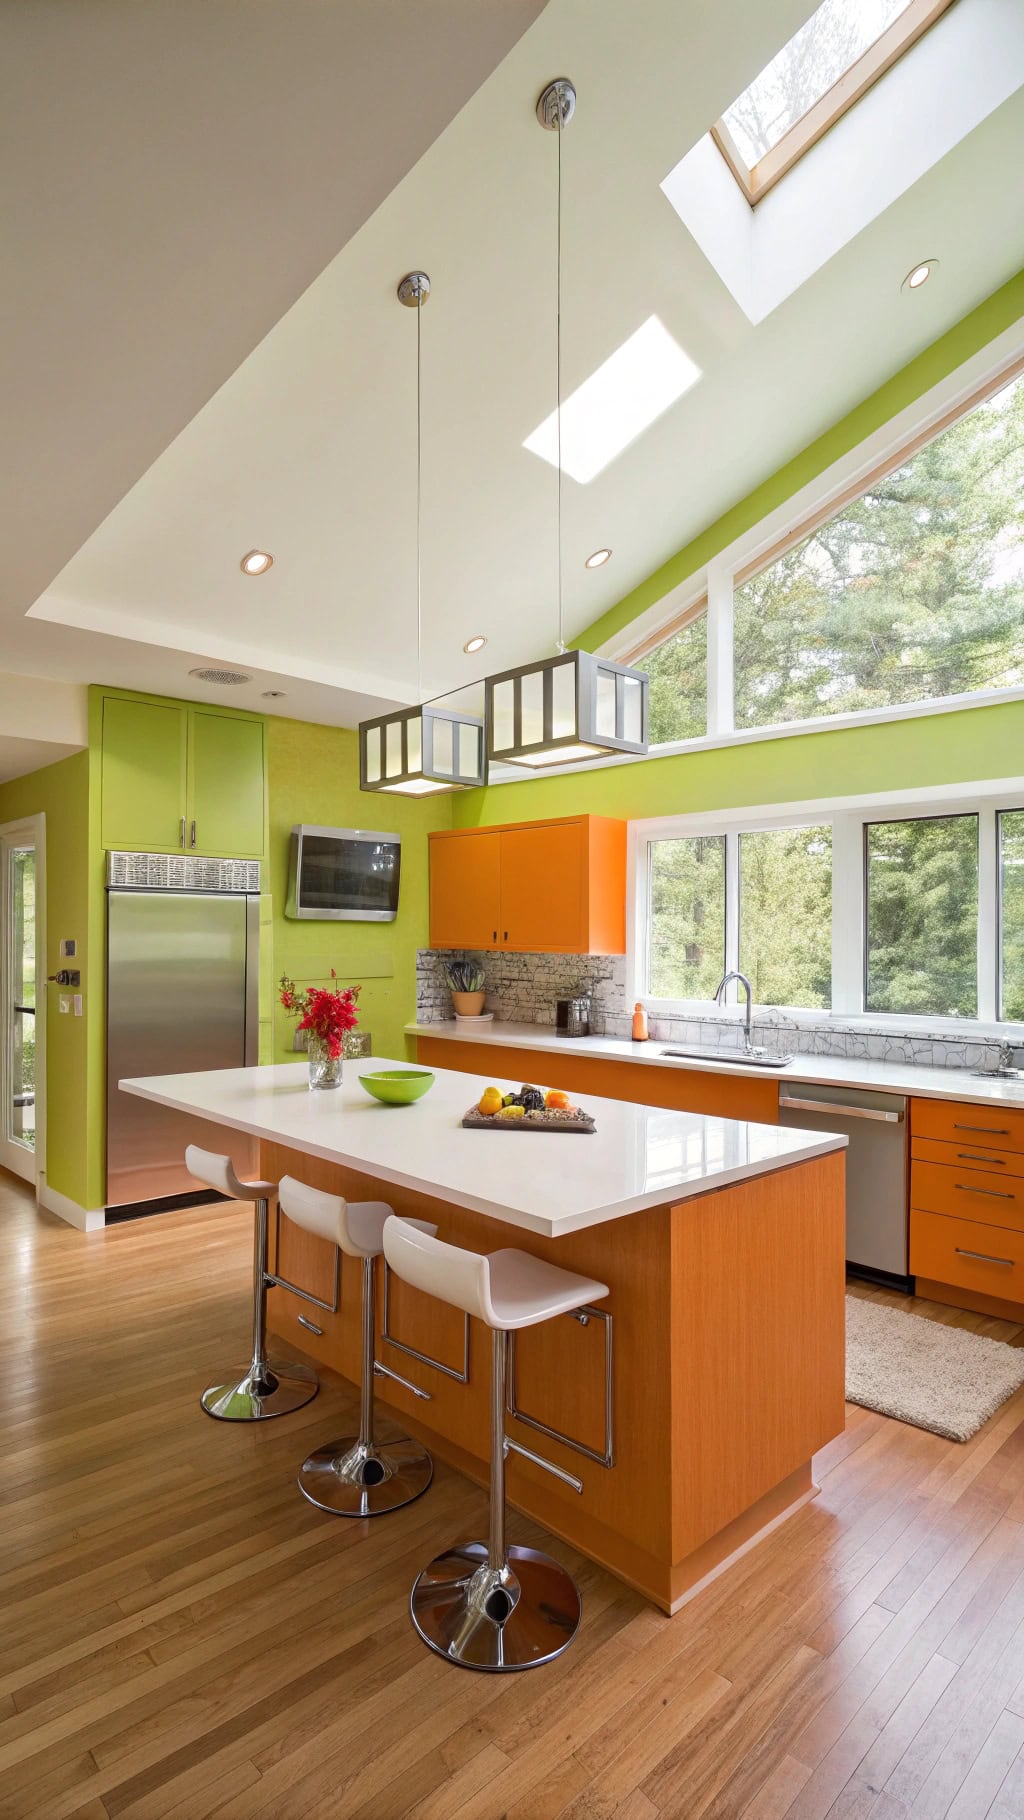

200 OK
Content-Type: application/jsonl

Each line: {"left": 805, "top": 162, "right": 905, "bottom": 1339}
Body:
{"left": 429, "top": 829, "right": 501, "bottom": 950}
{"left": 911, "top": 1158, "right": 1024, "bottom": 1235}
{"left": 428, "top": 815, "right": 626, "bottom": 955}
{"left": 910, "top": 1096, "right": 1024, "bottom": 1156}
{"left": 911, "top": 1207, "right": 1024, "bottom": 1304}
{"left": 499, "top": 822, "right": 586, "bottom": 951}
{"left": 911, "top": 1134, "right": 1024, "bottom": 1180}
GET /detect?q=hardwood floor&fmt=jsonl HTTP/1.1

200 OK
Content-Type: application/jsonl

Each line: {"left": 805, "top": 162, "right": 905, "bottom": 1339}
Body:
{"left": 5, "top": 1175, "right": 1024, "bottom": 1820}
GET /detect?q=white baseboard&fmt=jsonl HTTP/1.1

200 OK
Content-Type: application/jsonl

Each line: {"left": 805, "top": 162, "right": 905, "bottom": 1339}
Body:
{"left": 38, "top": 1177, "right": 106, "bottom": 1232}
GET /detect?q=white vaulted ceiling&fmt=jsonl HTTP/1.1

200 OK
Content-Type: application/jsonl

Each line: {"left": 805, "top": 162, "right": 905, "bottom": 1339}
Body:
{"left": 6, "top": 0, "right": 1024, "bottom": 728}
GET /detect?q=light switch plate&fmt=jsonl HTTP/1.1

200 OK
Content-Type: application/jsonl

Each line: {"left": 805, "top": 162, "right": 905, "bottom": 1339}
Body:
{"left": 59, "top": 994, "right": 70, "bottom": 1015}
{"left": 73, "top": 994, "right": 83, "bottom": 1017}
{"left": 60, "top": 938, "right": 77, "bottom": 959}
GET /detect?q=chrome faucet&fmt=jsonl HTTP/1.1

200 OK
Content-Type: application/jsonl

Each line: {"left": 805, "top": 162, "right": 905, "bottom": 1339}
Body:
{"left": 715, "top": 971, "right": 755, "bottom": 1053}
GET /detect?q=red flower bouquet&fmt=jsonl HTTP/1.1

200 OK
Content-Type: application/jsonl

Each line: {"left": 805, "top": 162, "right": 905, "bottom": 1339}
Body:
{"left": 279, "top": 971, "right": 360, "bottom": 1062}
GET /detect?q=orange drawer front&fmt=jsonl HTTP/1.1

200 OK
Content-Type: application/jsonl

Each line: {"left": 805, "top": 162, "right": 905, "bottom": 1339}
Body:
{"left": 911, "top": 1159, "right": 1024, "bottom": 1234}
{"left": 911, "top": 1135, "right": 1024, "bottom": 1180}
{"left": 911, "top": 1208, "right": 1024, "bottom": 1302}
{"left": 911, "top": 1097, "right": 1024, "bottom": 1156}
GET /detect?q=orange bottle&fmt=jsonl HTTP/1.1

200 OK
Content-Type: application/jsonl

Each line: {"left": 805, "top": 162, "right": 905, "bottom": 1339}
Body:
{"left": 632, "top": 1001, "right": 649, "bottom": 1042}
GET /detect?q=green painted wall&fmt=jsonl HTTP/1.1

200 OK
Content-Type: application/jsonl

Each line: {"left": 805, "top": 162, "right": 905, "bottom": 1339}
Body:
{"left": 452, "top": 699, "right": 1024, "bottom": 830}
{"left": 0, "top": 750, "right": 103, "bottom": 1209}
{"left": 576, "top": 268, "right": 1024, "bottom": 655}
{"left": 266, "top": 718, "right": 453, "bottom": 1063}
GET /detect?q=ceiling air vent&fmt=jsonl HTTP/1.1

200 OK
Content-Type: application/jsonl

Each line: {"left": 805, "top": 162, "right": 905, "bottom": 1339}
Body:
{"left": 189, "top": 666, "right": 251, "bottom": 686}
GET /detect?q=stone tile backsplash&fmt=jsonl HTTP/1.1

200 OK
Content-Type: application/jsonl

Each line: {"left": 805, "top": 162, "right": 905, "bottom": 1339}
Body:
{"left": 416, "top": 949, "right": 1011, "bottom": 1073}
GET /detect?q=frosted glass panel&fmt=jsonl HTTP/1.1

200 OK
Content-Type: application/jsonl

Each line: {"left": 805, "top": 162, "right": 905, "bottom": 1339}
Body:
{"left": 407, "top": 714, "right": 422, "bottom": 772}
{"left": 365, "top": 725, "right": 381, "bottom": 783}
{"left": 385, "top": 720, "right": 403, "bottom": 778}
{"left": 521, "top": 669, "right": 544, "bottom": 745}
{"left": 551, "top": 660, "right": 577, "bottom": 738}
{"left": 622, "top": 674, "right": 643, "bottom": 743}
{"left": 458, "top": 722, "right": 480, "bottom": 780}
{"left": 433, "top": 715, "right": 453, "bottom": 776}
{"left": 596, "top": 669, "right": 616, "bottom": 738}
{"left": 493, "top": 680, "right": 514, "bottom": 752}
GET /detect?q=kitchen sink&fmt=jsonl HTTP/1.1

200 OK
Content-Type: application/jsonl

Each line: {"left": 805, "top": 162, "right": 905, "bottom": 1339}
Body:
{"left": 971, "top": 1067, "right": 1022, "bottom": 1080}
{"left": 660, "top": 1047, "right": 794, "bottom": 1069}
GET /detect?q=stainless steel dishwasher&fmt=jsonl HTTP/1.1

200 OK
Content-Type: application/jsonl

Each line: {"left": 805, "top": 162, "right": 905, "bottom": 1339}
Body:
{"left": 778, "top": 1081, "right": 909, "bottom": 1287}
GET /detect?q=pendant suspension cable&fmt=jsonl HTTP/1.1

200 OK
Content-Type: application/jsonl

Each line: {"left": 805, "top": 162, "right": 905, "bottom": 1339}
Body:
{"left": 416, "top": 279, "right": 423, "bottom": 704}
{"left": 555, "top": 92, "right": 565, "bottom": 656}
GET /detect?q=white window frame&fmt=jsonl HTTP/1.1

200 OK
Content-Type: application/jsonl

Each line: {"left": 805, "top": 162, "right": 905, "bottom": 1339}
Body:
{"left": 628, "top": 777, "right": 1024, "bottom": 1038}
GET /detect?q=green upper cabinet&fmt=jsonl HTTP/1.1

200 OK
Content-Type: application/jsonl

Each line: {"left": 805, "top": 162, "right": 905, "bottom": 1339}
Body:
{"left": 101, "top": 697, "right": 188, "bottom": 853}
{"left": 99, "top": 692, "right": 266, "bottom": 860}
{"left": 189, "top": 711, "right": 265, "bottom": 858}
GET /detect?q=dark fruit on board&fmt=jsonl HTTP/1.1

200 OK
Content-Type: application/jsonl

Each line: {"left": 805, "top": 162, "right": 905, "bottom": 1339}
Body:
{"left": 514, "top": 1085, "right": 545, "bottom": 1112}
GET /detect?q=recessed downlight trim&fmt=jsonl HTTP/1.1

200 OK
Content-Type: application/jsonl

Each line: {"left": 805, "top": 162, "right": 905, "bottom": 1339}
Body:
{"left": 902, "top": 258, "right": 938, "bottom": 293}
{"left": 585, "top": 548, "right": 612, "bottom": 569}
{"left": 189, "top": 666, "right": 252, "bottom": 686}
{"left": 240, "top": 549, "right": 274, "bottom": 575}
{"left": 463, "top": 635, "right": 487, "bottom": 655}
{"left": 261, "top": 689, "right": 287, "bottom": 699}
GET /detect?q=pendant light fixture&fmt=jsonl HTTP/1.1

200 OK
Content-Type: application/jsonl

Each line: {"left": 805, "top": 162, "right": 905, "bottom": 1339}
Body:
{"left": 485, "top": 78, "right": 649, "bottom": 770}
{"left": 360, "top": 272, "right": 487, "bottom": 795}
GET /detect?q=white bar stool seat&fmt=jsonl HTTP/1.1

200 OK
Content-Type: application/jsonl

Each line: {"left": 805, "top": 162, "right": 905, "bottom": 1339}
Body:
{"left": 279, "top": 1177, "right": 435, "bottom": 1518}
{"left": 383, "top": 1215, "right": 609, "bottom": 1673}
{"left": 186, "top": 1144, "right": 318, "bottom": 1422}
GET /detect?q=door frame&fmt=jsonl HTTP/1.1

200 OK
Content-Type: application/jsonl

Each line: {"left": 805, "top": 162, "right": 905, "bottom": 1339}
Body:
{"left": 0, "top": 814, "right": 46, "bottom": 1186}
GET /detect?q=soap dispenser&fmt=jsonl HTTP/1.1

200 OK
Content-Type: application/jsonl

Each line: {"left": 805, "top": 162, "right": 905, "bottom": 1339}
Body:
{"left": 632, "top": 1001, "right": 649, "bottom": 1043}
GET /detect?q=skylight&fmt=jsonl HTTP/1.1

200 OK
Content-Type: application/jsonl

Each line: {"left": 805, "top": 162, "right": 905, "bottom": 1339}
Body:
{"left": 714, "top": 0, "right": 955, "bottom": 203}
{"left": 523, "top": 315, "right": 701, "bottom": 485}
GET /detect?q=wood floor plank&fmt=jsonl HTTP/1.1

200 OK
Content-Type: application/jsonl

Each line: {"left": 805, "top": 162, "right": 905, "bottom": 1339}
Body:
{"left": 7, "top": 1178, "right": 1024, "bottom": 1819}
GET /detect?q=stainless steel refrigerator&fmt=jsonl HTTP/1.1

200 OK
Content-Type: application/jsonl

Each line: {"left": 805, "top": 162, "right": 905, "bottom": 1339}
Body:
{"left": 106, "top": 852, "right": 260, "bottom": 1211}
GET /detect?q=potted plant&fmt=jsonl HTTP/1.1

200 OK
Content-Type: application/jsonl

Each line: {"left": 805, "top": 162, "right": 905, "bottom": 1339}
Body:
{"left": 279, "top": 971, "right": 361, "bottom": 1090}
{"left": 444, "top": 960, "right": 486, "bottom": 1018}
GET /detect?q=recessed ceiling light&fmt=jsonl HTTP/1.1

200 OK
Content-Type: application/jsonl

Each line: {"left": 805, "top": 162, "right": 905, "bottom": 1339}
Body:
{"left": 585, "top": 548, "right": 612, "bottom": 569}
{"left": 523, "top": 316, "right": 701, "bottom": 484}
{"left": 189, "top": 666, "right": 251, "bottom": 685}
{"left": 240, "top": 549, "right": 273, "bottom": 575}
{"left": 261, "top": 689, "right": 286, "bottom": 699}
{"left": 463, "top": 635, "right": 487, "bottom": 654}
{"left": 902, "top": 259, "right": 938, "bottom": 293}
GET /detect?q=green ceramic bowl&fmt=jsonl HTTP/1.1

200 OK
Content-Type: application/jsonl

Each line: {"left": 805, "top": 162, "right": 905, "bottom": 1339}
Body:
{"left": 358, "top": 1069, "right": 435, "bottom": 1106}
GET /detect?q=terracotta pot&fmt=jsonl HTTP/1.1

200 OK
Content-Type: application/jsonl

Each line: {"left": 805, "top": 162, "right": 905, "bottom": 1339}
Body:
{"left": 452, "top": 990, "right": 485, "bottom": 1017}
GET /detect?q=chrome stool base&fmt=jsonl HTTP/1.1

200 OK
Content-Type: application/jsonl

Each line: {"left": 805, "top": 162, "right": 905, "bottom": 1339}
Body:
{"left": 410, "top": 1541, "right": 581, "bottom": 1672}
{"left": 201, "top": 1359, "right": 318, "bottom": 1422}
{"left": 299, "top": 1435, "right": 433, "bottom": 1517}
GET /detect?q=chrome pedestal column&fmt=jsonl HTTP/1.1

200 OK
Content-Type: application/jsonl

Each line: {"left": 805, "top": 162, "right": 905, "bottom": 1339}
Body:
{"left": 201, "top": 1196, "right": 318, "bottom": 1421}
{"left": 298, "top": 1255, "right": 433, "bottom": 1516}
{"left": 410, "top": 1330, "right": 582, "bottom": 1671}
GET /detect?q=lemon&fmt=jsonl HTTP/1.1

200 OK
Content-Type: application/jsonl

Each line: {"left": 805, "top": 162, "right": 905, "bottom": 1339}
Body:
{"left": 478, "top": 1087, "right": 503, "bottom": 1116}
{"left": 498, "top": 1104, "right": 525, "bottom": 1120}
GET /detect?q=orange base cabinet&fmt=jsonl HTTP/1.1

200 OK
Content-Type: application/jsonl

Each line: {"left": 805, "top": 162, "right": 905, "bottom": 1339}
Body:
{"left": 910, "top": 1095, "right": 1024, "bottom": 1319}
{"left": 428, "top": 814, "right": 626, "bottom": 955}
{"left": 415, "top": 1037, "right": 780, "bottom": 1124}
{"left": 265, "top": 1140, "right": 845, "bottom": 1612}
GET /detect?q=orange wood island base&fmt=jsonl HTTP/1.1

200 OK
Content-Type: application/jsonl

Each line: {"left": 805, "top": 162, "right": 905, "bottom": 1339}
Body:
{"left": 265, "top": 1141, "right": 846, "bottom": 1614}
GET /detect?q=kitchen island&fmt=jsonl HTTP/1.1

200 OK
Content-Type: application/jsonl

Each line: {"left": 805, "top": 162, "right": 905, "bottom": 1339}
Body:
{"left": 121, "top": 1055, "right": 847, "bottom": 1612}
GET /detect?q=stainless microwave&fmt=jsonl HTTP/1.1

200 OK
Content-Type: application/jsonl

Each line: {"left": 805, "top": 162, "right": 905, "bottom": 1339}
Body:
{"left": 285, "top": 825, "right": 401, "bottom": 921}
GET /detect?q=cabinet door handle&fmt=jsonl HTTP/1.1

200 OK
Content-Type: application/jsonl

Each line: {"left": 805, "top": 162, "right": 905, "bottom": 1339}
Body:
{"left": 190, "top": 820, "right": 197, "bottom": 849}
{"left": 953, "top": 1123, "right": 1010, "bottom": 1135}
{"left": 957, "top": 1152, "right": 1006, "bottom": 1164}
{"left": 955, "top": 1182, "right": 1014, "bottom": 1200}
{"left": 503, "top": 930, "right": 508, "bottom": 942}
{"left": 956, "top": 1246, "right": 1014, "bottom": 1267}
{"left": 493, "top": 930, "right": 497, "bottom": 943}
{"left": 179, "top": 817, "right": 186, "bottom": 849}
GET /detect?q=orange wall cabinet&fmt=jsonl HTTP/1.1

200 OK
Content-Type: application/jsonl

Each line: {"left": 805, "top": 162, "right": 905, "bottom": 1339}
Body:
{"left": 428, "top": 815, "right": 626, "bottom": 954}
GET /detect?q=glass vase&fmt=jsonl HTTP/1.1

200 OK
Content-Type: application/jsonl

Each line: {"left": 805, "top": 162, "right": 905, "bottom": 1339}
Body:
{"left": 307, "top": 1033, "right": 343, "bottom": 1091}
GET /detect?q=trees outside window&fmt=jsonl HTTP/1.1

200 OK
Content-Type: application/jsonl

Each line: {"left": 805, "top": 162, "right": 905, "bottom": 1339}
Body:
{"left": 739, "top": 827, "right": 832, "bottom": 1009}
{"left": 865, "top": 816, "right": 978, "bottom": 1017}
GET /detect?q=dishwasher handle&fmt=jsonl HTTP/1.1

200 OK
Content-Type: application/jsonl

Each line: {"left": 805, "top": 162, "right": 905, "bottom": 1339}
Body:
{"left": 779, "top": 1094, "right": 905, "bottom": 1123}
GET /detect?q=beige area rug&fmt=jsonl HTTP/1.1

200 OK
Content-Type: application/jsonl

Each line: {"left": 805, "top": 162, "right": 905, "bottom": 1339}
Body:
{"left": 846, "top": 1294, "right": 1024, "bottom": 1443}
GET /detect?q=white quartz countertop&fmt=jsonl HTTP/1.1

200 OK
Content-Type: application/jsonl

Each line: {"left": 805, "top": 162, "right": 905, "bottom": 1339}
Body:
{"left": 409, "top": 1020, "right": 1024, "bottom": 1110}
{"left": 120, "top": 1054, "right": 846, "bottom": 1239}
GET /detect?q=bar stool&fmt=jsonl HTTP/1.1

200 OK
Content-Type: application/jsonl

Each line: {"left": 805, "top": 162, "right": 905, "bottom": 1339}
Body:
{"left": 382, "top": 1215, "right": 609, "bottom": 1673}
{"left": 279, "top": 1177, "right": 435, "bottom": 1518}
{"left": 186, "top": 1144, "right": 319, "bottom": 1422}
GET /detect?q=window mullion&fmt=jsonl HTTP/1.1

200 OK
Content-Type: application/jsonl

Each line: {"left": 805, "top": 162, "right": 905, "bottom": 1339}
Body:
{"left": 725, "top": 830, "right": 740, "bottom": 997}
{"left": 831, "top": 814, "right": 863, "bottom": 1016}
{"left": 706, "top": 560, "right": 734, "bottom": 738}
{"left": 978, "top": 808, "right": 998, "bottom": 1022}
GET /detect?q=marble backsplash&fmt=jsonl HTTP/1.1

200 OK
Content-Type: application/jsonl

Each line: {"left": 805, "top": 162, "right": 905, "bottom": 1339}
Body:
{"left": 416, "top": 949, "right": 1015, "bottom": 1073}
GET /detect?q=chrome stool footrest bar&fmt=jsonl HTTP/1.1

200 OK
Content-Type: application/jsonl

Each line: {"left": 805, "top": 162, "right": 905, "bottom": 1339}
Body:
{"left": 504, "top": 1435, "right": 582, "bottom": 1494}
{"left": 374, "top": 1358, "right": 432, "bottom": 1401}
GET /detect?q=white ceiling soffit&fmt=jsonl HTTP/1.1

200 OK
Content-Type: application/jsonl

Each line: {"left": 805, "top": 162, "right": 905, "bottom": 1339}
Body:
{"left": 0, "top": 736, "right": 85, "bottom": 787}
{"left": 663, "top": 0, "right": 1024, "bottom": 323}
{"left": 0, "top": 0, "right": 548, "bottom": 625}
{"left": 18, "top": 0, "right": 1024, "bottom": 729}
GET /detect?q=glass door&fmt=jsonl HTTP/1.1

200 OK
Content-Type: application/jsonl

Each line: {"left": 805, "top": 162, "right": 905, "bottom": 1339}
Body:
{"left": 1, "top": 830, "right": 38, "bottom": 1184}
